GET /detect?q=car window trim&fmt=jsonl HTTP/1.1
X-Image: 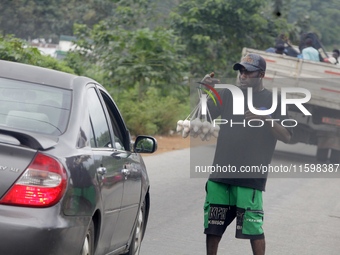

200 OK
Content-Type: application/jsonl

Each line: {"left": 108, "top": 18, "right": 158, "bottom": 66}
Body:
{"left": 86, "top": 84, "right": 115, "bottom": 149}
{"left": 91, "top": 147, "right": 117, "bottom": 153}
{"left": 88, "top": 114, "right": 97, "bottom": 148}
{"left": 96, "top": 86, "right": 131, "bottom": 151}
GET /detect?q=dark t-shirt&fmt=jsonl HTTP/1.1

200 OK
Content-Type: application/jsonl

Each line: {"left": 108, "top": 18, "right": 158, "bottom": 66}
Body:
{"left": 207, "top": 86, "right": 291, "bottom": 191}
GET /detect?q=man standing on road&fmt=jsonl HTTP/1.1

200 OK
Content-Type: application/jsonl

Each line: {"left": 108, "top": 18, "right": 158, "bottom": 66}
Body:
{"left": 203, "top": 53, "right": 292, "bottom": 255}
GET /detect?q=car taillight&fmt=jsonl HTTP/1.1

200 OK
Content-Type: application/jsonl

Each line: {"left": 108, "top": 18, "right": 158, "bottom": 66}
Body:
{"left": 0, "top": 153, "right": 67, "bottom": 207}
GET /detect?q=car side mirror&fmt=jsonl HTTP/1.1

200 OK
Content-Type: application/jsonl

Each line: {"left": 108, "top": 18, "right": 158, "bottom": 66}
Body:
{"left": 134, "top": 136, "right": 157, "bottom": 153}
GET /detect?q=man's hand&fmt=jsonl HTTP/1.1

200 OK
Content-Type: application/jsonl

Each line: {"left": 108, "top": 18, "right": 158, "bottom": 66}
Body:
{"left": 201, "top": 73, "right": 213, "bottom": 83}
{"left": 245, "top": 109, "right": 270, "bottom": 121}
{"left": 245, "top": 108, "right": 291, "bottom": 143}
{"left": 200, "top": 72, "right": 220, "bottom": 87}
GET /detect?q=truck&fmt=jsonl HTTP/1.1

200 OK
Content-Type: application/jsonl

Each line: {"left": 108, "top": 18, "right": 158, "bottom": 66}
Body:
{"left": 242, "top": 48, "right": 340, "bottom": 163}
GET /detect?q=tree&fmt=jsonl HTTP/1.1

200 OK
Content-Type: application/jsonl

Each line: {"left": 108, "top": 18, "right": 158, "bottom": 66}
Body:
{"left": 0, "top": 0, "right": 115, "bottom": 42}
{"left": 287, "top": 0, "right": 340, "bottom": 48}
{"left": 73, "top": 0, "right": 189, "bottom": 95}
{"left": 170, "top": 0, "right": 291, "bottom": 77}
{"left": 68, "top": 0, "right": 190, "bottom": 135}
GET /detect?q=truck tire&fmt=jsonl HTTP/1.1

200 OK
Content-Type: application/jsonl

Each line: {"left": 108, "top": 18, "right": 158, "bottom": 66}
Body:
{"left": 330, "top": 149, "right": 340, "bottom": 163}
{"left": 316, "top": 148, "right": 328, "bottom": 162}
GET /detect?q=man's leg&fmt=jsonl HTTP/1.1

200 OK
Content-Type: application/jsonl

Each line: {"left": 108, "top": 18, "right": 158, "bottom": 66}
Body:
{"left": 206, "top": 234, "right": 221, "bottom": 255}
{"left": 250, "top": 238, "right": 265, "bottom": 255}
{"left": 204, "top": 181, "right": 236, "bottom": 255}
{"left": 235, "top": 187, "right": 265, "bottom": 254}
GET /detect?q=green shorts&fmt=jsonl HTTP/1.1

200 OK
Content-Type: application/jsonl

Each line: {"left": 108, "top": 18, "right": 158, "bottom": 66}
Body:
{"left": 204, "top": 180, "right": 264, "bottom": 239}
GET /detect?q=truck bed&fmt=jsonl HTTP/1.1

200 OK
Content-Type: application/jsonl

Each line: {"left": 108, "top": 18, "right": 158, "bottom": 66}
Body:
{"left": 242, "top": 48, "right": 340, "bottom": 111}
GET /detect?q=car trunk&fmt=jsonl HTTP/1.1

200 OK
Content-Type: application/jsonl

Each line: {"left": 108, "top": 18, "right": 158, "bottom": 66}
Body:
{"left": 0, "top": 134, "right": 38, "bottom": 198}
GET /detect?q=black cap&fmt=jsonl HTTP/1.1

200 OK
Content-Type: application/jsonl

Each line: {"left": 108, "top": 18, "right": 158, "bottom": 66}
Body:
{"left": 233, "top": 53, "right": 266, "bottom": 72}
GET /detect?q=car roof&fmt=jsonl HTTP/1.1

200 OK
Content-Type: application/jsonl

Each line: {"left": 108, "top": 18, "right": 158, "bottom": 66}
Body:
{"left": 0, "top": 60, "right": 80, "bottom": 89}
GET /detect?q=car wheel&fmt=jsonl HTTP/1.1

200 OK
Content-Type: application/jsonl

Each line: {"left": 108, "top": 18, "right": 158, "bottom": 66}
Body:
{"left": 80, "top": 220, "right": 95, "bottom": 255}
{"left": 123, "top": 201, "right": 145, "bottom": 255}
{"left": 316, "top": 148, "right": 328, "bottom": 162}
{"left": 330, "top": 149, "right": 340, "bottom": 163}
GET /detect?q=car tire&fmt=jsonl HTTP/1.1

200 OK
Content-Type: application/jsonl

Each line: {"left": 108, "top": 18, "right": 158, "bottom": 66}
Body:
{"left": 80, "top": 220, "right": 95, "bottom": 255}
{"left": 316, "top": 148, "right": 328, "bottom": 162}
{"left": 330, "top": 149, "right": 340, "bottom": 163}
{"left": 122, "top": 201, "right": 145, "bottom": 255}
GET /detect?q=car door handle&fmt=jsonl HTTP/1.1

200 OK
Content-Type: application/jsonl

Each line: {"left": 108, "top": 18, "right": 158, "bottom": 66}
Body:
{"left": 97, "top": 167, "right": 107, "bottom": 175}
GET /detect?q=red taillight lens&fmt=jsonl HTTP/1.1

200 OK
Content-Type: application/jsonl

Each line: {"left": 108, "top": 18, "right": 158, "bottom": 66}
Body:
{"left": 0, "top": 153, "right": 67, "bottom": 207}
{"left": 322, "top": 117, "right": 340, "bottom": 126}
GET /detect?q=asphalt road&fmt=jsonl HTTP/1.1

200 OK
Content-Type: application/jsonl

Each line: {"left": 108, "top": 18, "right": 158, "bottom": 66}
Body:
{"left": 140, "top": 142, "right": 340, "bottom": 255}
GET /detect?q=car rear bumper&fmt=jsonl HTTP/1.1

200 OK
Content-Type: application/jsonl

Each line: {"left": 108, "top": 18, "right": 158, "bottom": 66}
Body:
{"left": 0, "top": 203, "right": 90, "bottom": 255}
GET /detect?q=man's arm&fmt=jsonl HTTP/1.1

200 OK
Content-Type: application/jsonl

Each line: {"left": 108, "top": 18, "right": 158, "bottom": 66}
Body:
{"left": 245, "top": 110, "right": 291, "bottom": 143}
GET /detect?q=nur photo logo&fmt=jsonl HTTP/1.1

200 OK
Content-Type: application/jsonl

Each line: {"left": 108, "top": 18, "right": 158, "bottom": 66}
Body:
{"left": 176, "top": 77, "right": 312, "bottom": 141}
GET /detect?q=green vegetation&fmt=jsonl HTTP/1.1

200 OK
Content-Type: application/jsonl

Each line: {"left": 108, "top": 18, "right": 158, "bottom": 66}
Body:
{"left": 0, "top": 0, "right": 115, "bottom": 43}
{"left": 73, "top": 24, "right": 189, "bottom": 92}
{"left": 110, "top": 86, "right": 189, "bottom": 135}
{"left": 0, "top": 34, "right": 75, "bottom": 73}
{"left": 171, "top": 0, "right": 290, "bottom": 77}
{"left": 287, "top": 0, "right": 340, "bottom": 48}
{"left": 69, "top": 0, "right": 190, "bottom": 135}
{"left": 0, "top": 0, "right": 339, "bottom": 135}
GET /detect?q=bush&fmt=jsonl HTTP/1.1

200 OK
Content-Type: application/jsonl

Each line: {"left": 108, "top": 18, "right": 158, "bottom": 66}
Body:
{"left": 109, "top": 86, "right": 189, "bottom": 136}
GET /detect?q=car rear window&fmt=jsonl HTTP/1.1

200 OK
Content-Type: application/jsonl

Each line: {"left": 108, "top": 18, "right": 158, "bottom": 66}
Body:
{"left": 0, "top": 77, "right": 72, "bottom": 135}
